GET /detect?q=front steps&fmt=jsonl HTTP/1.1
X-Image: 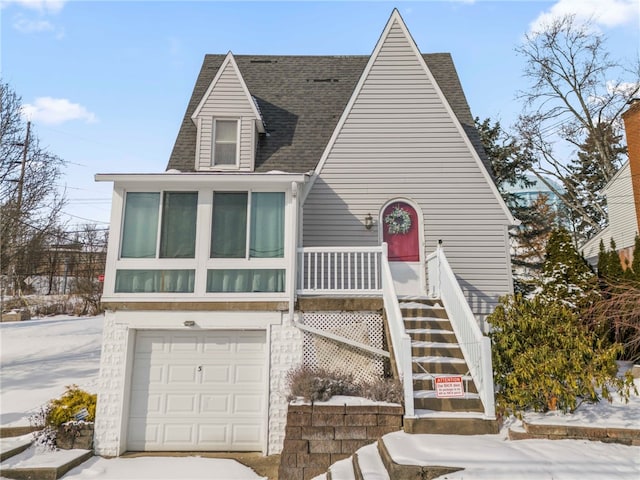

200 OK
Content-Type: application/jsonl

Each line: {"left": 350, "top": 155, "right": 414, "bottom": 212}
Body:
{"left": 0, "top": 429, "right": 92, "bottom": 480}
{"left": 317, "top": 437, "right": 462, "bottom": 480}
{"left": 399, "top": 299, "right": 499, "bottom": 435}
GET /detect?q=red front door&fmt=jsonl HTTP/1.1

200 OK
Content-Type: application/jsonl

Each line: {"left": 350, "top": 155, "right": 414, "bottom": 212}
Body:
{"left": 382, "top": 202, "right": 419, "bottom": 262}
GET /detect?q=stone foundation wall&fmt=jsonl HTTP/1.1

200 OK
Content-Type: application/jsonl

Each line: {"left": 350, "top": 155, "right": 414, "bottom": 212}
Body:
{"left": 278, "top": 403, "right": 403, "bottom": 480}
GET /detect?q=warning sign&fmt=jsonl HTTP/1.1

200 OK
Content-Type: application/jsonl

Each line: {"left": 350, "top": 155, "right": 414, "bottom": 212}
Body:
{"left": 435, "top": 376, "right": 465, "bottom": 398}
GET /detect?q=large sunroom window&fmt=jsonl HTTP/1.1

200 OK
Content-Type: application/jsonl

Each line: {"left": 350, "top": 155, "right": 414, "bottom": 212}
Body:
{"left": 211, "top": 192, "right": 284, "bottom": 259}
{"left": 117, "top": 191, "right": 198, "bottom": 294}
{"left": 120, "top": 191, "right": 198, "bottom": 259}
{"left": 208, "top": 191, "right": 285, "bottom": 293}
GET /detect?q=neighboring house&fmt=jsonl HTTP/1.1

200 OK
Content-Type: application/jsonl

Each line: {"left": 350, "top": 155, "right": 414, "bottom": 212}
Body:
{"left": 582, "top": 99, "right": 640, "bottom": 268}
{"left": 504, "top": 175, "right": 564, "bottom": 215}
{"left": 93, "top": 10, "right": 514, "bottom": 457}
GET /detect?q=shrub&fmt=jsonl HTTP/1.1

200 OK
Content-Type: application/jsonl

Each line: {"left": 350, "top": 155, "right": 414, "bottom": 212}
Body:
{"left": 359, "top": 377, "right": 403, "bottom": 404}
{"left": 47, "top": 385, "right": 97, "bottom": 427}
{"left": 29, "top": 386, "right": 97, "bottom": 451}
{"left": 489, "top": 294, "right": 635, "bottom": 416}
{"left": 586, "top": 281, "right": 640, "bottom": 363}
{"left": 286, "top": 366, "right": 358, "bottom": 402}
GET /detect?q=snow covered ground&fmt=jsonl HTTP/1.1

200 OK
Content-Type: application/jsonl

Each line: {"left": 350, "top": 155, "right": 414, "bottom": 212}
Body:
{"left": 1, "top": 314, "right": 639, "bottom": 479}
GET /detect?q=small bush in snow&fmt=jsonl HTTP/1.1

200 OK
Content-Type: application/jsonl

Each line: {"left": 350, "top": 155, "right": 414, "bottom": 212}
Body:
{"left": 359, "top": 377, "right": 403, "bottom": 403}
{"left": 28, "top": 386, "right": 97, "bottom": 450}
{"left": 47, "top": 385, "right": 96, "bottom": 427}
{"left": 286, "top": 366, "right": 358, "bottom": 402}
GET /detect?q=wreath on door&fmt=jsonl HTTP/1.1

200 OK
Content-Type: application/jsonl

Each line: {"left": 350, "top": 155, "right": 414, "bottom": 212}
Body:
{"left": 384, "top": 205, "right": 412, "bottom": 235}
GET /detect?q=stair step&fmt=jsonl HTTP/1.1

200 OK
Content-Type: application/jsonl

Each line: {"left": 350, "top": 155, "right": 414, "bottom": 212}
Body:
{"left": 328, "top": 457, "right": 356, "bottom": 480}
{"left": 411, "top": 341, "right": 463, "bottom": 359}
{"left": 0, "top": 434, "right": 32, "bottom": 463}
{"left": 353, "top": 443, "right": 389, "bottom": 480}
{"left": 401, "top": 308, "right": 447, "bottom": 317}
{"left": 404, "top": 318, "right": 451, "bottom": 330}
{"left": 412, "top": 356, "right": 468, "bottom": 375}
{"left": 377, "top": 435, "right": 462, "bottom": 479}
{"left": 0, "top": 446, "right": 93, "bottom": 480}
{"left": 406, "top": 329, "right": 457, "bottom": 342}
{"left": 413, "top": 395, "right": 484, "bottom": 412}
{"left": 404, "top": 416, "right": 500, "bottom": 434}
{"left": 398, "top": 300, "right": 444, "bottom": 309}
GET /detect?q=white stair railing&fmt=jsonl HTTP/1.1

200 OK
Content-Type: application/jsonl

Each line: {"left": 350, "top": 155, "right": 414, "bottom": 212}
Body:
{"left": 297, "top": 246, "right": 382, "bottom": 294}
{"left": 426, "top": 243, "right": 496, "bottom": 419}
{"left": 380, "top": 243, "right": 415, "bottom": 417}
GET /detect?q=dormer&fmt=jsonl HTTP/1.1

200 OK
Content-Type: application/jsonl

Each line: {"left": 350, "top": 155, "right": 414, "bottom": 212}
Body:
{"left": 191, "top": 52, "right": 265, "bottom": 171}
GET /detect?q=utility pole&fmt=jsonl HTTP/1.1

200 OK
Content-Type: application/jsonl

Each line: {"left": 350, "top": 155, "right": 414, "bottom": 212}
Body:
{"left": 10, "top": 121, "right": 30, "bottom": 298}
{"left": 16, "top": 121, "right": 30, "bottom": 217}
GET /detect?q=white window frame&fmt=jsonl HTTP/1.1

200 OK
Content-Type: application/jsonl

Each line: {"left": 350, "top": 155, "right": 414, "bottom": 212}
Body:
{"left": 106, "top": 185, "right": 291, "bottom": 300}
{"left": 212, "top": 118, "right": 240, "bottom": 169}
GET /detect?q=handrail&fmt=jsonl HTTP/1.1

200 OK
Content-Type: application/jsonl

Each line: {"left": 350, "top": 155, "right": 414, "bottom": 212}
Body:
{"left": 380, "top": 243, "right": 415, "bottom": 417}
{"left": 427, "top": 244, "right": 496, "bottom": 419}
{"left": 297, "top": 246, "right": 383, "bottom": 294}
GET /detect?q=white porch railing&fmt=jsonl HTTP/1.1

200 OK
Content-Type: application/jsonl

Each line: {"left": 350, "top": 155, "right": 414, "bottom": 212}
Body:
{"left": 427, "top": 244, "right": 496, "bottom": 419}
{"left": 380, "top": 243, "right": 415, "bottom": 417}
{"left": 297, "top": 246, "right": 382, "bottom": 295}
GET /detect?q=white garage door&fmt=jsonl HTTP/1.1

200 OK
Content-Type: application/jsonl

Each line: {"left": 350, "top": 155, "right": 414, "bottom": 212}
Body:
{"left": 127, "top": 330, "right": 267, "bottom": 451}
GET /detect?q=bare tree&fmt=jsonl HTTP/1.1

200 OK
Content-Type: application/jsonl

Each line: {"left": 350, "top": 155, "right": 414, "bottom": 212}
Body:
{"left": 1, "top": 81, "right": 67, "bottom": 296}
{"left": 70, "top": 224, "right": 107, "bottom": 315}
{"left": 515, "top": 14, "right": 640, "bottom": 243}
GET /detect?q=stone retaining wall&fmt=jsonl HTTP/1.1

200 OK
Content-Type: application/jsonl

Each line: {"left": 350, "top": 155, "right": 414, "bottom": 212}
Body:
{"left": 278, "top": 403, "right": 403, "bottom": 480}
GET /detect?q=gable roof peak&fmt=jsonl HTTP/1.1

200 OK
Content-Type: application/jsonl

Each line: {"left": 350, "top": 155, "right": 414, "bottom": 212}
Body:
{"left": 190, "top": 51, "right": 265, "bottom": 133}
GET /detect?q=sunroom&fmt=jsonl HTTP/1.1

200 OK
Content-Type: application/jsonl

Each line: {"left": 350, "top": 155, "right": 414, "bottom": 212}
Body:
{"left": 96, "top": 172, "right": 308, "bottom": 305}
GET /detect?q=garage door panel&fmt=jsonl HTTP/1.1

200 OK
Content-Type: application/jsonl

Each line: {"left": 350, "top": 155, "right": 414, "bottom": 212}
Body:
{"left": 233, "top": 395, "right": 263, "bottom": 414}
{"left": 128, "top": 329, "right": 266, "bottom": 451}
{"left": 231, "top": 424, "right": 262, "bottom": 445}
{"left": 167, "top": 365, "right": 198, "bottom": 383}
{"left": 203, "top": 335, "right": 234, "bottom": 352}
{"left": 235, "top": 335, "right": 267, "bottom": 353}
{"left": 131, "top": 363, "right": 164, "bottom": 385}
{"left": 201, "top": 365, "right": 231, "bottom": 383}
{"left": 197, "top": 424, "right": 229, "bottom": 443}
{"left": 166, "top": 394, "right": 197, "bottom": 414}
{"left": 201, "top": 395, "right": 229, "bottom": 414}
{"left": 130, "top": 393, "right": 162, "bottom": 416}
{"left": 135, "top": 334, "right": 167, "bottom": 354}
{"left": 169, "top": 336, "right": 200, "bottom": 352}
{"left": 235, "top": 364, "right": 265, "bottom": 384}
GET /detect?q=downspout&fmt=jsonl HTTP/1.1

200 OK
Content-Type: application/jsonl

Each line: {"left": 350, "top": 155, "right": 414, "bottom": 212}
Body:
{"left": 288, "top": 181, "right": 299, "bottom": 319}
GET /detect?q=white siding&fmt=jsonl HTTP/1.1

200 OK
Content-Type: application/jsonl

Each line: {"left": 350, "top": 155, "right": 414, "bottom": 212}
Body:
{"left": 606, "top": 163, "right": 638, "bottom": 250}
{"left": 195, "top": 62, "right": 256, "bottom": 171}
{"left": 303, "top": 19, "right": 512, "bottom": 317}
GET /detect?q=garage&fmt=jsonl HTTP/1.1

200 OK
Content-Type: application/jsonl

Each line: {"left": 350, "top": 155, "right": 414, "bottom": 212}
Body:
{"left": 127, "top": 330, "right": 267, "bottom": 451}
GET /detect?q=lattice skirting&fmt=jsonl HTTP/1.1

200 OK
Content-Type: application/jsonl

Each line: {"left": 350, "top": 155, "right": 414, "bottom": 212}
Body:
{"left": 301, "top": 312, "right": 386, "bottom": 384}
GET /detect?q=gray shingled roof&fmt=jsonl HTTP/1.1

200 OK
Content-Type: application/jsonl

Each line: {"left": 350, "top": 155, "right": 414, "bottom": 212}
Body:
{"left": 167, "top": 54, "right": 494, "bottom": 178}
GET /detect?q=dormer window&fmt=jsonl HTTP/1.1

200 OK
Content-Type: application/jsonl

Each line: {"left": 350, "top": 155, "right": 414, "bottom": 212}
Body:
{"left": 213, "top": 119, "right": 239, "bottom": 167}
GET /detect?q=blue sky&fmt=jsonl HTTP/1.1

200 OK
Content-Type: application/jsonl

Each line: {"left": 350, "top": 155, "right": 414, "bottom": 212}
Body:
{"left": 1, "top": 0, "right": 639, "bottom": 227}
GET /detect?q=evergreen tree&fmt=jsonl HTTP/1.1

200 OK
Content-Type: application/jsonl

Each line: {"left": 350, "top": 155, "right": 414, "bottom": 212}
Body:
{"left": 597, "top": 239, "right": 609, "bottom": 279}
{"left": 538, "top": 228, "right": 599, "bottom": 308}
{"left": 607, "top": 238, "right": 625, "bottom": 282}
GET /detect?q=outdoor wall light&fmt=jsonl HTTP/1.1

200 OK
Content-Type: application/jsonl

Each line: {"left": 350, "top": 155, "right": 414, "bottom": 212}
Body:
{"left": 364, "top": 213, "right": 374, "bottom": 230}
{"left": 183, "top": 320, "right": 196, "bottom": 327}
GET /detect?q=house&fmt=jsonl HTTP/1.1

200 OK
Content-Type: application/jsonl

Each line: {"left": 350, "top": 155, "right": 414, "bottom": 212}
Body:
{"left": 93, "top": 10, "right": 515, "bottom": 457}
{"left": 582, "top": 99, "right": 640, "bottom": 268}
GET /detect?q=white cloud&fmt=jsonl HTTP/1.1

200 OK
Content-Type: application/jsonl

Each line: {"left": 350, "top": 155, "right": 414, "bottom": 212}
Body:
{"left": 530, "top": 0, "right": 639, "bottom": 32}
{"left": 13, "top": 15, "right": 54, "bottom": 33}
{"left": 2, "top": 0, "right": 66, "bottom": 14}
{"left": 21, "top": 97, "right": 97, "bottom": 125}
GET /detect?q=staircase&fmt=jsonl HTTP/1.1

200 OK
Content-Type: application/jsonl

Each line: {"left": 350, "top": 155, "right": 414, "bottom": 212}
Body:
{"left": 399, "top": 299, "right": 499, "bottom": 435}
{"left": 0, "top": 426, "right": 92, "bottom": 480}
{"left": 314, "top": 436, "right": 463, "bottom": 480}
